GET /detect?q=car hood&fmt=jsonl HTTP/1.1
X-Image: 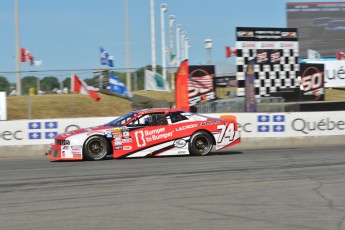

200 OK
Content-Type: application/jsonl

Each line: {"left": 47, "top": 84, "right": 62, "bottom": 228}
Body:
{"left": 55, "top": 125, "right": 114, "bottom": 139}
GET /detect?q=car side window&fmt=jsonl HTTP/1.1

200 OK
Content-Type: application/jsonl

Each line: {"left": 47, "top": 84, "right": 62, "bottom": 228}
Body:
{"left": 127, "top": 113, "right": 168, "bottom": 127}
{"left": 169, "top": 112, "right": 189, "bottom": 123}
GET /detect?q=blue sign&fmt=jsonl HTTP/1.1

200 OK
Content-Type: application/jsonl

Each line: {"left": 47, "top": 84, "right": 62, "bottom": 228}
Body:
{"left": 273, "top": 125, "right": 285, "bottom": 132}
{"left": 45, "top": 122, "right": 58, "bottom": 129}
{"left": 29, "top": 132, "right": 42, "bottom": 139}
{"left": 28, "top": 122, "right": 41, "bottom": 129}
{"left": 258, "top": 125, "right": 270, "bottom": 132}
{"left": 258, "top": 115, "right": 270, "bottom": 122}
{"left": 45, "top": 132, "right": 58, "bottom": 139}
{"left": 273, "top": 115, "right": 285, "bottom": 122}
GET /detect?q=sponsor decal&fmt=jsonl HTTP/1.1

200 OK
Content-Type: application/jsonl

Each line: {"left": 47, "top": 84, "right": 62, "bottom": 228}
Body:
{"left": 71, "top": 145, "right": 82, "bottom": 150}
{"left": 114, "top": 146, "right": 123, "bottom": 150}
{"left": 62, "top": 145, "right": 69, "bottom": 150}
{"left": 122, "top": 138, "right": 132, "bottom": 143}
{"left": 123, "top": 146, "right": 132, "bottom": 151}
{"left": 237, "top": 31, "right": 255, "bottom": 37}
{"left": 114, "top": 141, "right": 122, "bottom": 146}
{"left": 112, "top": 128, "right": 122, "bottom": 133}
{"left": 178, "top": 151, "right": 187, "bottom": 154}
{"left": 174, "top": 139, "right": 187, "bottom": 148}
{"left": 175, "top": 124, "right": 198, "bottom": 132}
{"left": 200, "top": 121, "right": 220, "bottom": 126}
{"left": 123, "top": 131, "right": 130, "bottom": 137}
{"left": 135, "top": 128, "right": 173, "bottom": 147}
{"left": 106, "top": 132, "right": 112, "bottom": 138}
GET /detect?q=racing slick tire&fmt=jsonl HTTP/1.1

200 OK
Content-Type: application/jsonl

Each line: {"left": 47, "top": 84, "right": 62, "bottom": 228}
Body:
{"left": 188, "top": 131, "right": 213, "bottom": 156}
{"left": 83, "top": 135, "right": 110, "bottom": 161}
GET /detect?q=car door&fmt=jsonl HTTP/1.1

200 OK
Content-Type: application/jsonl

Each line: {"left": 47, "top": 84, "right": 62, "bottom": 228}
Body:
{"left": 113, "top": 112, "right": 173, "bottom": 158}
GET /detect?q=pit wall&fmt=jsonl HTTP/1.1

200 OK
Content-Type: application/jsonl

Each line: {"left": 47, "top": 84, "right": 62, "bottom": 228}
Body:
{"left": 1, "top": 111, "right": 344, "bottom": 158}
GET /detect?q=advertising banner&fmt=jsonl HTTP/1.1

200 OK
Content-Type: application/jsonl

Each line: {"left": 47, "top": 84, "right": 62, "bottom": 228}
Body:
{"left": 309, "top": 60, "right": 345, "bottom": 87}
{"left": 0, "top": 92, "right": 7, "bottom": 121}
{"left": 236, "top": 27, "right": 299, "bottom": 98}
{"left": 188, "top": 65, "right": 216, "bottom": 111}
{"left": 299, "top": 63, "right": 325, "bottom": 101}
{"left": 1, "top": 111, "right": 345, "bottom": 147}
{"left": 245, "top": 60, "right": 257, "bottom": 112}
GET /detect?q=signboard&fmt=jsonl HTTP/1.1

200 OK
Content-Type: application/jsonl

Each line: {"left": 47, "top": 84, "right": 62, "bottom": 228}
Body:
{"left": 299, "top": 63, "right": 325, "bottom": 101}
{"left": 236, "top": 27, "right": 299, "bottom": 98}
{"left": 188, "top": 65, "right": 216, "bottom": 111}
{"left": 0, "top": 92, "right": 7, "bottom": 121}
{"left": 245, "top": 60, "right": 257, "bottom": 112}
{"left": 1, "top": 112, "right": 345, "bottom": 146}
{"left": 287, "top": 2, "right": 345, "bottom": 58}
{"left": 308, "top": 60, "right": 345, "bottom": 87}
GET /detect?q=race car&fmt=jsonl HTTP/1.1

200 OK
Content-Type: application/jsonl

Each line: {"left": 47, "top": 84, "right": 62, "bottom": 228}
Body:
{"left": 47, "top": 108, "right": 240, "bottom": 160}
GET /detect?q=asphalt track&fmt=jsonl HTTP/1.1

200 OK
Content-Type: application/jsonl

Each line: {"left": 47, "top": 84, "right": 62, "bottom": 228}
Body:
{"left": 1, "top": 146, "right": 345, "bottom": 230}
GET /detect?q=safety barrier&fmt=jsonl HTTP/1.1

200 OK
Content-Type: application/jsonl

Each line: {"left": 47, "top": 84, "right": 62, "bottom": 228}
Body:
{"left": 0, "top": 111, "right": 344, "bottom": 157}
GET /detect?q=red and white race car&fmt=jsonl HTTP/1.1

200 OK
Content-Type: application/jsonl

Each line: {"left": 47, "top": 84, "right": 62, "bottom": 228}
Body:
{"left": 47, "top": 108, "right": 240, "bottom": 160}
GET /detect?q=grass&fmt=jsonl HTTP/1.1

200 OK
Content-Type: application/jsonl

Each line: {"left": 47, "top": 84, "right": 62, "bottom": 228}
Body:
{"left": 5, "top": 87, "right": 345, "bottom": 120}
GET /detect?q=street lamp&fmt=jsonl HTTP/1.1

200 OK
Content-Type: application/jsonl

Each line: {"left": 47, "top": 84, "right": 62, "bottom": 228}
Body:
{"left": 160, "top": 3, "right": 167, "bottom": 80}
{"left": 176, "top": 24, "right": 181, "bottom": 67}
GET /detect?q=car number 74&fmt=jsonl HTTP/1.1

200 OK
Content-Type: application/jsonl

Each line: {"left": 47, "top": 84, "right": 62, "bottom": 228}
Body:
{"left": 217, "top": 123, "right": 235, "bottom": 143}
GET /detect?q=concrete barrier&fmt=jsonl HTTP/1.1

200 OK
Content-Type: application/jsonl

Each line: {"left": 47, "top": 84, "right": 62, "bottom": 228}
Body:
{"left": 1, "top": 111, "right": 344, "bottom": 158}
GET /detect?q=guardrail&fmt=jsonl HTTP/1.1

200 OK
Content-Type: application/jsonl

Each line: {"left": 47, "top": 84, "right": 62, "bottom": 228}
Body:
{"left": 1, "top": 111, "right": 344, "bottom": 157}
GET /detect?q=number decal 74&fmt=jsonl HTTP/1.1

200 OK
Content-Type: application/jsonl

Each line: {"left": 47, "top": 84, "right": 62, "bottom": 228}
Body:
{"left": 217, "top": 123, "right": 235, "bottom": 143}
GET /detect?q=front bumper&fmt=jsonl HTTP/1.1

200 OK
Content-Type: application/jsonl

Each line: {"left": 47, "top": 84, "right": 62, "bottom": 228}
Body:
{"left": 47, "top": 143, "right": 83, "bottom": 161}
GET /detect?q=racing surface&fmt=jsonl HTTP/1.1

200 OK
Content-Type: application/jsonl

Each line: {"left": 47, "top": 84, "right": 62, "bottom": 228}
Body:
{"left": 1, "top": 146, "right": 345, "bottom": 230}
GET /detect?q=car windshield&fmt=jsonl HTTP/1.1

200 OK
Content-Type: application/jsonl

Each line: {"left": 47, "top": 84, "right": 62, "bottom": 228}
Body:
{"left": 104, "top": 112, "right": 137, "bottom": 127}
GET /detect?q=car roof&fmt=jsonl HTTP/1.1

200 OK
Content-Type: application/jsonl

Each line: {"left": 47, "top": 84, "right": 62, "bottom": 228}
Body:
{"left": 133, "top": 108, "right": 185, "bottom": 115}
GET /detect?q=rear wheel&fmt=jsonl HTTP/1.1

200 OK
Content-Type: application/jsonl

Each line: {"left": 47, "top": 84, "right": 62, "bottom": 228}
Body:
{"left": 189, "top": 131, "right": 213, "bottom": 156}
{"left": 83, "top": 136, "right": 109, "bottom": 160}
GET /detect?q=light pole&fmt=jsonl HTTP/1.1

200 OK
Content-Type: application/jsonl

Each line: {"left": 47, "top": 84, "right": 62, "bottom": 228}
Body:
{"left": 205, "top": 39, "right": 213, "bottom": 64}
{"left": 181, "top": 31, "right": 186, "bottom": 61}
{"left": 185, "top": 37, "right": 190, "bottom": 59}
{"left": 150, "top": 0, "right": 156, "bottom": 72}
{"left": 169, "top": 15, "right": 175, "bottom": 90}
{"left": 160, "top": 3, "right": 167, "bottom": 81}
{"left": 176, "top": 24, "right": 181, "bottom": 67}
{"left": 14, "top": 0, "right": 21, "bottom": 95}
{"left": 125, "top": 0, "right": 131, "bottom": 91}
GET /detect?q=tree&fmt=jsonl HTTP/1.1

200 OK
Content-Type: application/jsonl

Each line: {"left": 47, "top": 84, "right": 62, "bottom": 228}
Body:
{"left": 22, "top": 76, "right": 38, "bottom": 95}
{"left": 41, "top": 76, "right": 60, "bottom": 93}
{"left": 63, "top": 77, "right": 71, "bottom": 90}
{"left": 0, "top": 76, "right": 10, "bottom": 94}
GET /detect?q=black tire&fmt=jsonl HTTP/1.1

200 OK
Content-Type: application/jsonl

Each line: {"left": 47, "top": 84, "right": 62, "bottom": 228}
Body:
{"left": 83, "top": 136, "right": 110, "bottom": 161}
{"left": 188, "top": 131, "right": 213, "bottom": 156}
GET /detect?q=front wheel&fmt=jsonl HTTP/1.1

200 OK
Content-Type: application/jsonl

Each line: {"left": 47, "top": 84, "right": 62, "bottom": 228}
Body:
{"left": 83, "top": 136, "right": 109, "bottom": 160}
{"left": 189, "top": 131, "right": 213, "bottom": 156}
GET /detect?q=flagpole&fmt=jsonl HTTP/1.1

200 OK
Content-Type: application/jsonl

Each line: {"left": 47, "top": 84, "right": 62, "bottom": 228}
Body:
{"left": 14, "top": 0, "right": 21, "bottom": 96}
{"left": 125, "top": 0, "right": 132, "bottom": 92}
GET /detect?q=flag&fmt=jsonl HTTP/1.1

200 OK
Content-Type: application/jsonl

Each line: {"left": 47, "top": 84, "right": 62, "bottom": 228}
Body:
{"left": 170, "top": 52, "right": 177, "bottom": 65}
{"left": 307, "top": 49, "right": 321, "bottom": 60}
{"left": 71, "top": 74, "right": 101, "bottom": 101}
{"left": 337, "top": 50, "right": 345, "bottom": 60}
{"left": 21, "top": 48, "right": 34, "bottom": 65}
{"left": 100, "top": 47, "right": 114, "bottom": 67}
{"left": 109, "top": 73, "right": 131, "bottom": 97}
{"left": 144, "top": 70, "right": 170, "bottom": 91}
{"left": 175, "top": 60, "right": 190, "bottom": 111}
{"left": 226, "top": 46, "right": 237, "bottom": 58}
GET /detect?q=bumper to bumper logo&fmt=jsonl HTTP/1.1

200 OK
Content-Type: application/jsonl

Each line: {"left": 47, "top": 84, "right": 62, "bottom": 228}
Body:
{"left": 257, "top": 115, "right": 285, "bottom": 132}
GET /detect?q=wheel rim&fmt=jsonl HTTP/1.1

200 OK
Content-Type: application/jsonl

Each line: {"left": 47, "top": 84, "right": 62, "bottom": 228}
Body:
{"left": 87, "top": 139, "right": 106, "bottom": 158}
{"left": 193, "top": 135, "right": 210, "bottom": 153}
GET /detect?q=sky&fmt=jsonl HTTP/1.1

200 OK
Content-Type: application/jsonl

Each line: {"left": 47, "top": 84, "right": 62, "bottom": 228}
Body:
{"left": 0, "top": 0, "right": 337, "bottom": 82}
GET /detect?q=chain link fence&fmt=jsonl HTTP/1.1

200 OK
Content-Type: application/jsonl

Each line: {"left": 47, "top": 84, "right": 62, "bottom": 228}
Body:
{"left": 197, "top": 97, "right": 286, "bottom": 113}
